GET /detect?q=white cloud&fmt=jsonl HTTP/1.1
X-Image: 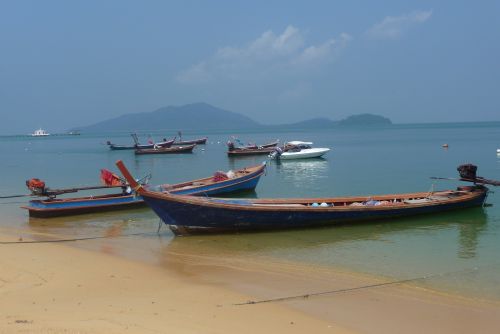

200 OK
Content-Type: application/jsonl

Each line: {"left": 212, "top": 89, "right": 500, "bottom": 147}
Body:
{"left": 176, "top": 61, "right": 211, "bottom": 84}
{"left": 176, "top": 26, "right": 350, "bottom": 84}
{"left": 366, "top": 10, "right": 432, "bottom": 40}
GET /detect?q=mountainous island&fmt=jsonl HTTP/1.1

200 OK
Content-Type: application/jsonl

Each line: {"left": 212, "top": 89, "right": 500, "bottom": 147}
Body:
{"left": 73, "top": 103, "right": 392, "bottom": 133}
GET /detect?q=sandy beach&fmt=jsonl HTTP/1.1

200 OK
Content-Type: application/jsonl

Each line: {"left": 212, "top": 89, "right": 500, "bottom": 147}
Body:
{"left": 1, "top": 228, "right": 500, "bottom": 334}
{"left": 0, "top": 230, "right": 350, "bottom": 334}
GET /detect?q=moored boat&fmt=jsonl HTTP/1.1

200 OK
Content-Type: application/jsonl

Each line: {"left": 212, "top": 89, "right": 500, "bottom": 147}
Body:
{"left": 22, "top": 163, "right": 266, "bottom": 217}
{"left": 116, "top": 161, "right": 494, "bottom": 235}
{"left": 107, "top": 134, "right": 175, "bottom": 150}
{"left": 270, "top": 141, "right": 330, "bottom": 160}
{"left": 227, "top": 139, "right": 279, "bottom": 150}
{"left": 227, "top": 147, "right": 277, "bottom": 157}
{"left": 135, "top": 144, "right": 196, "bottom": 155}
{"left": 227, "top": 140, "right": 278, "bottom": 156}
{"left": 173, "top": 137, "right": 207, "bottom": 145}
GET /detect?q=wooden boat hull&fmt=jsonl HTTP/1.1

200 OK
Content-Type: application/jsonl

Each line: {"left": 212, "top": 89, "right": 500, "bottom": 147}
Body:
{"left": 173, "top": 137, "right": 207, "bottom": 145}
{"left": 22, "top": 194, "right": 146, "bottom": 218}
{"left": 22, "top": 164, "right": 266, "bottom": 218}
{"left": 108, "top": 139, "right": 175, "bottom": 150}
{"left": 135, "top": 186, "right": 488, "bottom": 235}
{"left": 135, "top": 144, "right": 196, "bottom": 155}
{"left": 227, "top": 147, "right": 277, "bottom": 156}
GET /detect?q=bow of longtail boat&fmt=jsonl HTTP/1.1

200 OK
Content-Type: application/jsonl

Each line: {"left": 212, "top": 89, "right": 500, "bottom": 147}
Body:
{"left": 114, "top": 160, "right": 489, "bottom": 235}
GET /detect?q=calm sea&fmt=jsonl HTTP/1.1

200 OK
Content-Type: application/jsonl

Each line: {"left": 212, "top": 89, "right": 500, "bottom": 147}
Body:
{"left": 1, "top": 123, "right": 500, "bottom": 300}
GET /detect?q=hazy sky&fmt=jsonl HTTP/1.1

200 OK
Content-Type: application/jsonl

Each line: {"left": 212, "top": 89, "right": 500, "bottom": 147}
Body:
{"left": 1, "top": 0, "right": 499, "bottom": 134}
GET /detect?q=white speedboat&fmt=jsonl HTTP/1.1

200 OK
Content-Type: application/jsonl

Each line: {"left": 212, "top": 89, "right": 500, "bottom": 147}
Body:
{"left": 269, "top": 141, "right": 330, "bottom": 160}
{"left": 31, "top": 128, "right": 50, "bottom": 137}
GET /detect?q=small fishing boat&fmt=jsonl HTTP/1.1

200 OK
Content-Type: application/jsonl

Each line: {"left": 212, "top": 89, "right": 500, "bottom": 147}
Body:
{"left": 173, "top": 137, "right": 207, "bottom": 145}
{"left": 135, "top": 144, "right": 196, "bottom": 155}
{"left": 116, "top": 161, "right": 496, "bottom": 235}
{"left": 31, "top": 128, "right": 50, "bottom": 137}
{"left": 107, "top": 134, "right": 175, "bottom": 150}
{"left": 227, "top": 146, "right": 277, "bottom": 157}
{"left": 23, "top": 193, "right": 146, "bottom": 218}
{"left": 227, "top": 140, "right": 278, "bottom": 156}
{"left": 227, "top": 139, "right": 279, "bottom": 150}
{"left": 22, "top": 164, "right": 266, "bottom": 217}
{"left": 235, "top": 141, "right": 279, "bottom": 150}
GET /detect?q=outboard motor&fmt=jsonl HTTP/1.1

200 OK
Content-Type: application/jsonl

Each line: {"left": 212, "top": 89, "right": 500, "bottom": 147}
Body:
{"left": 457, "top": 164, "right": 477, "bottom": 180}
{"left": 456, "top": 164, "right": 500, "bottom": 186}
{"left": 26, "top": 178, "right": 46, "bottom": 195}
{"left": 270, "top": 147, "right": 283, "bottom": 159}
{"left": 227, "top": 141, "right": 235, "bottom": 151}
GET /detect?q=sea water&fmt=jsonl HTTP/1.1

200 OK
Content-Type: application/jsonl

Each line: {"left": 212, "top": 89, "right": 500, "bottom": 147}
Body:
{"left": 0, "top": 123, "right": 499, "bottom": 300}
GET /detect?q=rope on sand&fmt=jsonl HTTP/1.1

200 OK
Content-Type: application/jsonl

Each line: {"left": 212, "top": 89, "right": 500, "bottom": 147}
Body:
{"left": 0, "top": 232, "right": 149, "bottom": 244}
{"left": 234, "top": 266, "right": 485, "bottom": 306}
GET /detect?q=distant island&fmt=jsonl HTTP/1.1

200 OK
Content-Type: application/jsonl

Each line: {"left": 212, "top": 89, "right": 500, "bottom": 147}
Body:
{"left": 72, "top": 102, "right": 392, "bottom": 133}
{"left": 338, "top": 114, "right": 392, "bottom": 126}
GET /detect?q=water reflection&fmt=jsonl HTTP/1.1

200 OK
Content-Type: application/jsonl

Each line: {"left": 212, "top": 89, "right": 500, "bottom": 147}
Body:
{"left": 27, "top": 207, "right": 154, "bottom": 238}
{"left": 160, "top": 207, "right": 488, "bottom": 265}
{"left": 274, "top": 158, "right": 329, "bottom": 187}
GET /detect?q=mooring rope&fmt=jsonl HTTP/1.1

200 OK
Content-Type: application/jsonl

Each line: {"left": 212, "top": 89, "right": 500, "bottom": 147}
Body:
{"left": 234, "top": 265, "right": 488, "bottom": 306}
{"left": 0, "top": 232, "right": 151, "bottom": 244}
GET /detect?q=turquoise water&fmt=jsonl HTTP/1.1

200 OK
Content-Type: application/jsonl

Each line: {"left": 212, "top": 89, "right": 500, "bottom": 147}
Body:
{"left": 1, "top": 124, "right": 500, "bottom": 300}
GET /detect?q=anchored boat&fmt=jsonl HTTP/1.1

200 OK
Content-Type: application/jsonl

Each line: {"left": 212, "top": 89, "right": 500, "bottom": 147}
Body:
{"left": 270, "top": 141, "right": 330, "bottom": 160}
{"left": 116, "top": 161, "right": 496, "bottom": 235}
{"left": 135, "top": 144, "right": 196, "bottom": 155}
{"left": 107, "top": 134, "right": 175, "bottom": 150}
{"left": 21, "top": 163, "right": 266, "bottom": 218}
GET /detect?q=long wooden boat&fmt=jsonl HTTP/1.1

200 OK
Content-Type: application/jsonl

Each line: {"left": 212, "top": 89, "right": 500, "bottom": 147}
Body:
{"left": 135, "top": 144, "right": 196, "bottom": 155}
{"left": 107, "top": 138, "right": 175, "bottom": 150}
{"left": 173, "top": 137, "right": 207, "bottom": 145}
{"left": 227, "top": 146, "right": 277, "bottom": 156}
{"left": 22, "top": 163, "right": 266, "bottom": 218}
{"left": 116, "top": 161, "right": 490, "bottom": 235}
{"left": 22, "top": 193, "right": 146, "bottom": 218}
{"left": 238, "top": 140, "right": 279, "bottom": 149}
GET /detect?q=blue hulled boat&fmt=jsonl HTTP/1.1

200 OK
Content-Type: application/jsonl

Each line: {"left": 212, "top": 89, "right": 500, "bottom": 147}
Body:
{"left": 116, "top": 161, "right": 490, "bottom": 235}
{"left": 22, "top": 163, "right": 266, "bottom": 218}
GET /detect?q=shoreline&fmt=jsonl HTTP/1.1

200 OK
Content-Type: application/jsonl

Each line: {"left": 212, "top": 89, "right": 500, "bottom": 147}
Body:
{"left": 2, "top": 227, "right": 500, "bottom": 333}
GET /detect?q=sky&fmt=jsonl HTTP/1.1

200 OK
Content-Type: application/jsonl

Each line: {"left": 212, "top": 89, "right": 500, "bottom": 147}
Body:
{"left": 0, "top": 0, "right": 499, "bottom": 134}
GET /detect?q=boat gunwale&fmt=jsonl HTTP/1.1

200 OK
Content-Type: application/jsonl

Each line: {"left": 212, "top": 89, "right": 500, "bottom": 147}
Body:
{"left": 21, "top": 197, "right": 143, "bottom": 213}
{"left": 162, "top": 164, "right": 265, "bottom": 190}
{"left": 139, "top": 187, "right": 487, "bottom": 213}
{"left": 25, "top": 193, "right": 135, "bottom": 205}
{"left": 22, "top": 164, "right": 266, "bottom": 211}
{"left": 135, "top": 144, "right": 196, "bottom": 154}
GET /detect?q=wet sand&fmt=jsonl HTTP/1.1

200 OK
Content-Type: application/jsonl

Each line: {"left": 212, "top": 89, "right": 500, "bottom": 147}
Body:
{"left": 1, "top": 229, "right": 500, "bottom": 333}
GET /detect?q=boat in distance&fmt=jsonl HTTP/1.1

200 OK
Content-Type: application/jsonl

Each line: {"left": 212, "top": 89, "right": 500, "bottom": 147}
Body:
{"left": 173, "top": 137, "right": 208, "bottom": 145}
{"left": 107, "top": 134, "right": 175, "bottom": 150}
{"left": 31, "top": 128, "right": 50, "bottom": 136}
{"left": 135, "top": 144, "right": 196, "bottom": 155}
{"left": 227, "top": 147, "right": 277, "bottom": 157}
{"left": 116, "top": 161, "right": 491, "bottom": 235}
{"left": 226, "top": 139, "right": 278, "bottom": 156}
{"left": 22, "top": 163, "right": 266, "bottom": 218}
